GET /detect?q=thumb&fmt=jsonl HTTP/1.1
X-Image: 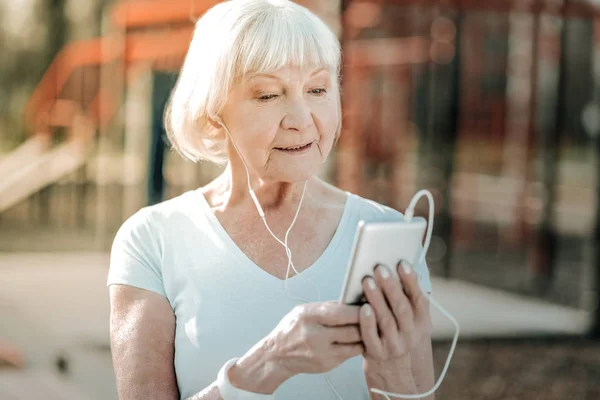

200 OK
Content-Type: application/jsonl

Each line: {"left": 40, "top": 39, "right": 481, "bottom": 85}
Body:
{"left": 314, "top": 302, "right": 361, "bottom": 327}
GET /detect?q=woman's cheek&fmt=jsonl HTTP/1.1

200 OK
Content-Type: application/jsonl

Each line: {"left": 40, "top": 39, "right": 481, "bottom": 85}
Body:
{"left": 321, "top": 111, "right": 339, "bottom": 144}
{"left": 253, "top": 130, "right": 278, "bottom": 164}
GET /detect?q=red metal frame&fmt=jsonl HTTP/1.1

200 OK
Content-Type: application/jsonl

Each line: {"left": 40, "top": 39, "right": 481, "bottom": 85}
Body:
{"left": 24, "top": 0, "right": 600, "bottom": 140}
{"left": 24, "top": 1, "right": 212, "bottom": 137}
{"left": 352, "top": 0, "right": 599, "bottom": 17}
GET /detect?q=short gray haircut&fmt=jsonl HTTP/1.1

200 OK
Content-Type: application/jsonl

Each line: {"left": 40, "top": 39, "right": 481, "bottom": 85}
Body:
{"left": 165, "top": 0, "right": 342, "bottom": 164}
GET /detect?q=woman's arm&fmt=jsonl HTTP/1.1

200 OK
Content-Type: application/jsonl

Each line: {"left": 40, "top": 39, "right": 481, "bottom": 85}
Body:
{"left": 109, "top": 285, "right": 288, "bottom": 400}
{"left": 109, "top": 284, "right": 179, "bottom": 399}
{"left": 409, "top": 328, "right": 435, "bottom": 400}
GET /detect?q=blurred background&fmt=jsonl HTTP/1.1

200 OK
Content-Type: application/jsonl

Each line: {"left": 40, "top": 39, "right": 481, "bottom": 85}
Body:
{"left": 0, "top": 0, "right": 599, "bottom": 398}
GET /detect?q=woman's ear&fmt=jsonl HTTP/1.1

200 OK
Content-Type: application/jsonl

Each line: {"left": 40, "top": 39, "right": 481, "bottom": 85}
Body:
{"left": 208, "top": 116, "right": 223, "bottom": 130}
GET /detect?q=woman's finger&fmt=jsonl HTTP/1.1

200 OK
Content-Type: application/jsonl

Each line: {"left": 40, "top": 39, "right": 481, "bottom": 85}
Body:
{"left": 363, "top": 267, "right": 401, "bottom": 346}
{"left": 398, "top": 261, "right": 429, "bottom": 316}
{"left": 358, "top": 303, "right": 384, "bottom": 359}
{"left": 333, "top": 342, "right": 365, "bottom": 361}
{"left": 375, "top": 262, "right": 415, "bottom": 349}
{"left": 312, "top": 302, "right": 361, "bottom": 327}
{"left": 330, "top": 325, "right": 362, "bottom": 344}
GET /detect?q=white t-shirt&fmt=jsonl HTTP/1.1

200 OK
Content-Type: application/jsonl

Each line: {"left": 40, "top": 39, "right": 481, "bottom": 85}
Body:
{"left": 107, "top": 188, "right": 433, "bottom": 399}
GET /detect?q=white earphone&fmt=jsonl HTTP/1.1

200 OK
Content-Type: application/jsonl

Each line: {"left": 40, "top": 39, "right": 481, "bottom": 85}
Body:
{"left": 215, "top": 118, "right": 459, "bottom": 400}
{"left": 216, "top": 117, "right": 266, "bottom": 217}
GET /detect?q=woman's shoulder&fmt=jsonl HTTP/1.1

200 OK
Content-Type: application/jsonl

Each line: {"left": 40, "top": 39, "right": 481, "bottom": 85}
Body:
{"left": 115, "top": 190, "right": 197, "bottom": 238}
{"left": 314, "top": 179, "right": 405, "bottom": 223}
{"left": 347, "top": 193, "right": 405, "bottom": 223}
{"left": 109, "top": 194, "right": 197, "bottom": 298}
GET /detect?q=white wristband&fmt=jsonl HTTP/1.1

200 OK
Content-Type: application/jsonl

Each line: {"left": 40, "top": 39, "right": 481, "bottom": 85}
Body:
{"left": 216, "top": 358, "right": 276, "bottom": 400}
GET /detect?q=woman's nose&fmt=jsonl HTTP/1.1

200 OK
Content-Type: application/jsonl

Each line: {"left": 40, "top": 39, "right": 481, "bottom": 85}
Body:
{"left": 281, "top": 98, "right": 314, "bottom": 131}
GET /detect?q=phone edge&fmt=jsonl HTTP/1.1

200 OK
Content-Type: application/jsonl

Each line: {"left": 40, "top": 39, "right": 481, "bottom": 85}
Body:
{"left": 338, "top": 219, "right": 366, "bottom": 304}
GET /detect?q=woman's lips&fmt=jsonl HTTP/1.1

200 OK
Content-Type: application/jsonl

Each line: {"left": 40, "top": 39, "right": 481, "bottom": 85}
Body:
{"left": 275, "top": 142, "right": 314, "bottom": 153}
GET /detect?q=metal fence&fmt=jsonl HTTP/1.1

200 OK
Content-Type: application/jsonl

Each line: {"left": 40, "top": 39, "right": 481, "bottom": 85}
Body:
{"left": 338, "top": 0, "right": 598, "bottom": 315}
{"left": 0, "top": 0, "right": 598, "bottom": 318}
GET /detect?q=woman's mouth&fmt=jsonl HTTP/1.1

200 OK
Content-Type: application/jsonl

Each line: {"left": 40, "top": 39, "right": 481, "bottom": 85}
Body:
{"left": 275, "top": 142, "right": 314, "bottom": 154}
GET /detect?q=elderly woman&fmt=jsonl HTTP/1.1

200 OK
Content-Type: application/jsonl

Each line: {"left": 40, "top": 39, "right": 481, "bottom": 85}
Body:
{"left": 107, "top": 1, "right": 435, "bottom": 399}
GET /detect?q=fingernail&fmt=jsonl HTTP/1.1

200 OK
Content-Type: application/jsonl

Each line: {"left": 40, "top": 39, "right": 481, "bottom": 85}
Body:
{"left": 363, "top": 304, "right": 372, "bottom": 317}
{"left": 401, "top": 261, "right": 412, "bottom": 275}
{"left": 367, "top": 277, "right": 377, "bottom": 291}
{"left": 378, "top": 265, "right": 390, "bottom": 280}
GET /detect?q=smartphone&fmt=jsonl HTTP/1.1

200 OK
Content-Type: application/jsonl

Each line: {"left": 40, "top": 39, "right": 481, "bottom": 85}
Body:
{"left": 339, "top": 218, "right": 428, "bottom": 305}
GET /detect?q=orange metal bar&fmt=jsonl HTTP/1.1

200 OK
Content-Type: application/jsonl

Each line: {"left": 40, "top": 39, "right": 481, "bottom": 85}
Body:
{"left": 24, "top": 0, "right": 217, "bottom": 138}
{"left": 25, "top": 38, "right": 110, "bottom": 130}
{"left": 47, "top": 99, "right": 81, "bottom": 128}
{"left": 358, "top": 0, "right": 599, "bottom": 17}
{"left": 86, "top": 90, "right": 113, "bottom": 129}
{"left": 110, "top": 0, "right": 314, "bottom": 28}
{"left": 111, "top": 0, "right": 221, "bottom": 28}
{"left": 25, "top": 26, "right": 193, "bottom": 133}
{"left": 124, "top": 26, "right": 194, "bottom": 63}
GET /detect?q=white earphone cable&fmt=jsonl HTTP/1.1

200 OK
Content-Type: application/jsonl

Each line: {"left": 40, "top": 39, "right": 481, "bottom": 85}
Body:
{"left": 220, "top": 119, "right": 319, "bottom": 303}
{"left": 368, "top": 190, "right": 460, "bottom": 399}
{"left": 219, "top": 120, "right": 459, "bottom": 399}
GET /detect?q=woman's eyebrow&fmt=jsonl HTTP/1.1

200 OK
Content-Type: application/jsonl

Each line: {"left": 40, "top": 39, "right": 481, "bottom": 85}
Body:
{"left": 310, "top": 67, "right": 328, "bottom": 77}
{"left": 247, "top": 68, "right": 329, "bottom": 82}
{"left": 247, "top": 73, "right": 280, "bottom": 82}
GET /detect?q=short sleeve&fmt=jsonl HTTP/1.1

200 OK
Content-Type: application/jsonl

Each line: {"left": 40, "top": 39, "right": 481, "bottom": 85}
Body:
{"left": 107, "top": 208, "right": 166, "bottom": 297}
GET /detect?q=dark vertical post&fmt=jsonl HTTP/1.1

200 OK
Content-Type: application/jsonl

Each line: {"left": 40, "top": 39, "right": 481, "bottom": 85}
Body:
{"left": 426, "top": 11, "right": 462, "bottom": 279}
{"left": 522, "top": 12, "right": 540, "bottom": 244}
{"left": 590, "top": 16, "right": 600, "bottom": 339}
{"left": 337, "top": 0, "right": 366, "bottom": 194}
{"left": 532, "top": 14, "right": 567, "bottom": 292}
{"left": 38, "top": 0, "right": 69, "bottom": 226}
{"left": 442, "top": 13, "right": 461, "bottom": 279}
{"left": 593, "top": 131, "right": 600, "bottom": 338}
{"left": 76, "top": 164, "right": 87, "bottom": 228}
{"left": 416, "top": 8, "right": 436, "bottom": 186}
{"left": 147, "top": 72, "right": 177, "bottom": 206}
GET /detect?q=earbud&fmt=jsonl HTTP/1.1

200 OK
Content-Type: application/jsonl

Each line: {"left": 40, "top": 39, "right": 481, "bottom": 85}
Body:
{"left": 214, "top": 117, "right": 224, "bottom": 129}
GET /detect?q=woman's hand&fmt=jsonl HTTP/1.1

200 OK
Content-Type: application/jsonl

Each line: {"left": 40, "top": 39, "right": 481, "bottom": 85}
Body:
{"left": 228, "top": 301, "right": 364, "bottom": 395}
{"left": 266, "top": 301, "right": 365, "bottom": 378}
{"left": 359, "top": 261, "right": 431, "bottom": 382}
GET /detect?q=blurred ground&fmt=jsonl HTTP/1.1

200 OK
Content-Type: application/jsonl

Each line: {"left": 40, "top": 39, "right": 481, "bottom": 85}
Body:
{"left": 0, "top": 252, "right": 594, "bottom": 399}
{"left": 0, "top": 180, "right": 593, "bottom": 311}
{"left": 432, "top": 339, "right": 600, "bottom": 400}
{"left": 0, "top": 253, "right": 114, "bottom": 399}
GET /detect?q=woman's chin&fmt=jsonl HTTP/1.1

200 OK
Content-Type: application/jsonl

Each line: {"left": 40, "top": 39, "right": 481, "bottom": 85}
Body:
{"left": 279, "top": 169, "right": 318, "bottom": 183}
{"left": 268, "top": 164, "right": 321, "bottom": 183}
{"left": 266, "top": 150, "right": 327, "bottom": 182}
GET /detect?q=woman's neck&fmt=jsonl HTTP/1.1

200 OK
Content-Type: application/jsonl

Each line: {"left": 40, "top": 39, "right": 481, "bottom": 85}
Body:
{"left": 207, "top": 163, "right": 313, "bottom": 214}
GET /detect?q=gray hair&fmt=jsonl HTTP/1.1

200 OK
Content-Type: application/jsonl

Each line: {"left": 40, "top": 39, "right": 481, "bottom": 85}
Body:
{"left": 165, "top": 0, "right": 342, "bottom": 164}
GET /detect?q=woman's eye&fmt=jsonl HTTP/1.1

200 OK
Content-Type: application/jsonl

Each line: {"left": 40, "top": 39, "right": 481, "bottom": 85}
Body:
{"left": 310, "top": 88, "right": 327, "bottom": 95}
{"left": 258, "top": 94, "right": 278, "bottom": 101}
